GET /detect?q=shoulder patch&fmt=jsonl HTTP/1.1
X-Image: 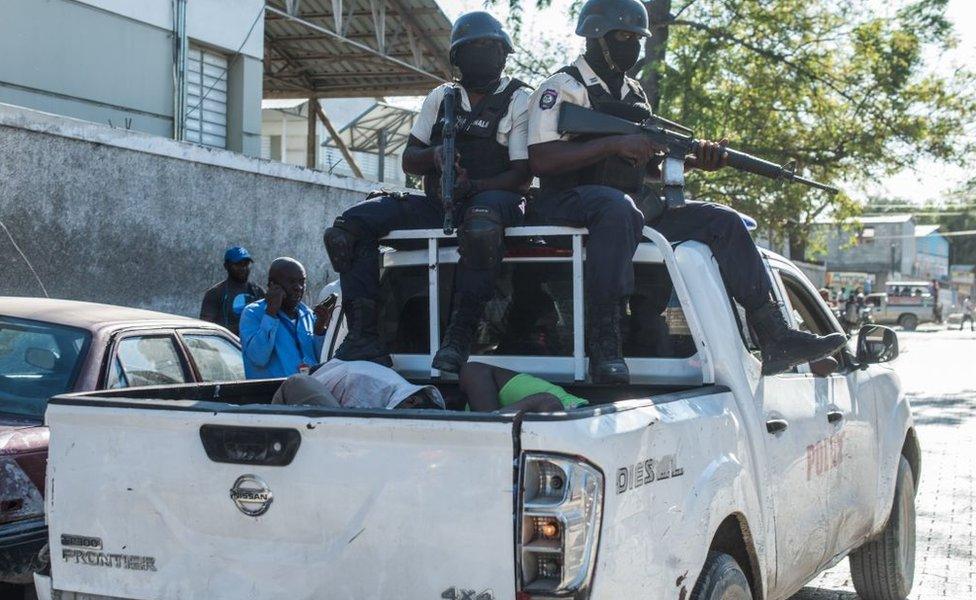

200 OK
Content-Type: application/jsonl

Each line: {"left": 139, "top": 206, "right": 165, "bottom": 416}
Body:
{"left": 539, "top": 88, "right": 558, "bottom": 110}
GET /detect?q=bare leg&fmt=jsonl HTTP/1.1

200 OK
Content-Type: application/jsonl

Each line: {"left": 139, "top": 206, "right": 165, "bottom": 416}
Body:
{"left": 459, "top": 362, "right": 519, "bottom": 412}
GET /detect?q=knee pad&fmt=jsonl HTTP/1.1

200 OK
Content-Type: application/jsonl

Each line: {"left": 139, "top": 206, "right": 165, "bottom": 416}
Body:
{"left": 323, "top": 217, "right": 366, "bottom": 273}
{"left": 458, "top": 206, "right": 504, "bottom": 271}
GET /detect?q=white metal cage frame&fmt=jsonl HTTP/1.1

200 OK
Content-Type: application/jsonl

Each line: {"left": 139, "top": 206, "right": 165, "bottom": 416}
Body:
{"left": 327, "top": 226, "right": 715, "bottom": 385}
{"left": 331, "top": 226, "right": 715, "bottom": 385}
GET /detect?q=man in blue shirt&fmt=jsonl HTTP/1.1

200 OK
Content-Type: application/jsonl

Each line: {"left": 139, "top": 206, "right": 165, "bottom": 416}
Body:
{"left": 239, "top": 257, "right": 329, "bottom": 379}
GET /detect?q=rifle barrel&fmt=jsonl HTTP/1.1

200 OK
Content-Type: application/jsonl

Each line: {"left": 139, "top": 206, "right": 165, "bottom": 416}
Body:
{"left": 558, "top": 103, "right": 839, "bottom": 196}
{"left": 791, "top": 174, "right": 839, "bottom": 195}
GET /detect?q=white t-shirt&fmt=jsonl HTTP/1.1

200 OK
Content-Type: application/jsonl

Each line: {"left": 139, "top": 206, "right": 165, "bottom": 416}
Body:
{"left": 527, "top": 55, "right": 638, "bottom": 147}
{"left": 410, "top": 78, "right": 532, "bottom": 161}
{"left": 310, "top": 359, "right": 445, "bottom": 410}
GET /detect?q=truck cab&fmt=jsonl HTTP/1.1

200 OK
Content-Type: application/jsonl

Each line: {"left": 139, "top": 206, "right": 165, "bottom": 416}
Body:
{"left": 35, "top": 226, "right": 917, "bottom": 600}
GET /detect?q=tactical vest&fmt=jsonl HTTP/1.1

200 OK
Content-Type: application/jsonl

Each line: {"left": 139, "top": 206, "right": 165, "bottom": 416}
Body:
{"left": 424, "top": 79, "right": 528, "bottom": 200}
{"left": 539, "top": 66, "right": 652, "bottom": 196}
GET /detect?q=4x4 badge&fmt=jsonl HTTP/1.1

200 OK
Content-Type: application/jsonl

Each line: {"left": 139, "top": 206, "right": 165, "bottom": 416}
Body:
{"left": 229, "top": 474, "right": 273, "bottom": 517}
{"left": 441, "top": 587, "right": 494, "bottom": 600}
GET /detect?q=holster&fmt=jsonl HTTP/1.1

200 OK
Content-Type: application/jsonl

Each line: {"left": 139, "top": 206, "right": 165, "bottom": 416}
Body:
{"left": 635, "top": 183, "right": 667, "bottom": 223}
{"left": 577, "top": 156, "right": 645, "bottom": 194}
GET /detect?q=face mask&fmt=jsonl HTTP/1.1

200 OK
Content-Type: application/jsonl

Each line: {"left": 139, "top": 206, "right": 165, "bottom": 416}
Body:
{"left": 453, "top": 42, "right": 507, "bottom": 93}
{"left": 599, "top": 35, "right": 641, "bottom": 73}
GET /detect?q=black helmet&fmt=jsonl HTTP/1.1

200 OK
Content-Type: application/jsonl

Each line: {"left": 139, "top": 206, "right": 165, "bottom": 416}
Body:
{"left": 450, "top": 11, "right": 514, "bottom": 57}
{"left": 576, "top": 0, "right": 652, "bottom": 38}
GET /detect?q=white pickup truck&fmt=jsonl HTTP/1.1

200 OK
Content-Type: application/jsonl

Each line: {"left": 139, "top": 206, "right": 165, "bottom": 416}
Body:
{"left": 35, "top": 227, "right": 918, "bottom": 600}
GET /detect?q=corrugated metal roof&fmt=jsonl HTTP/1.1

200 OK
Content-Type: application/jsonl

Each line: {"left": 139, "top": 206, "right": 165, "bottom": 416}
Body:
{"left": 262, "top": 98, "right": 309, "bottom": 109}
{"left": 914, "top": 224, "right": 942, "bottom": 237}
{"left": 857, "top": 214, "right": 915, "bottom": 224}
{"left": 334, "top": 101, "right": 418, "bottom": 153}
{"left": 264, "top": 0, "right": 452, "bottom": 99}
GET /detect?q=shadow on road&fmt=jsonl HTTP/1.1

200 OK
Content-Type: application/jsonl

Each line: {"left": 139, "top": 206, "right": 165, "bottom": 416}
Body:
{"left": 908, "top": 389, "right": 976, "bottom": 426}
{"left": 789, "top": 586, "right": 859, "bottom": 599}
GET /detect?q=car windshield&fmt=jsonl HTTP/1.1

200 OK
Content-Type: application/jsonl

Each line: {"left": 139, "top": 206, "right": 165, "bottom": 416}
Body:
{"left": 0, "top": 316, "right": 91, "bottom": 419}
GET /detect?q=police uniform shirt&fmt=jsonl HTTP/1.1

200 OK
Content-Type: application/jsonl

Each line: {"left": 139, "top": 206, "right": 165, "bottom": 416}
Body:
{"left": 527, "top": 55, "right": 637, "bottom": 147}
{"left": 410, "top": 77, "right": 532, "bottom": 161}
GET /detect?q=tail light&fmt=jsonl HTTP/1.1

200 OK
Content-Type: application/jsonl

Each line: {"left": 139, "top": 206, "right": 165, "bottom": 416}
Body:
{"left": 0, "top": 457, "right": 44, "bottom": 524}
{"left": 517, "top": 453, "right": 603, "bottom": 597}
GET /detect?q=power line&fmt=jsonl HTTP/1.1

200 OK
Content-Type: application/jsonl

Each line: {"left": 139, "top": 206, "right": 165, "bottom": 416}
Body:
{"left": 0, "top": 219, "right": 49, "bottom": 298}
{"left": 870, "top": 229, "right": 976, "bottom": 240}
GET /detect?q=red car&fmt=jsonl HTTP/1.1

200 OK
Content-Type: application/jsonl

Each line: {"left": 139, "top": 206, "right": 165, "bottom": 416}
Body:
{"left": 0, "top": 298, "right": 244, "bottom": 592}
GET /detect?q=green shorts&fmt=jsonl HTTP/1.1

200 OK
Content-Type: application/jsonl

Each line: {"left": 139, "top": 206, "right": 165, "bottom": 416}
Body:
{"left": 498, "top": 374, "right": 588, "bottom": 410}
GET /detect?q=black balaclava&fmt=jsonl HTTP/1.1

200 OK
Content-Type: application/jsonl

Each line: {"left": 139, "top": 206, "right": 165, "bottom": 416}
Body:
{"left": 584, "top": 34, "right": 642, "bottom": 98}
{"left": 453, "top": 41, "right": 507, "bottom": 93}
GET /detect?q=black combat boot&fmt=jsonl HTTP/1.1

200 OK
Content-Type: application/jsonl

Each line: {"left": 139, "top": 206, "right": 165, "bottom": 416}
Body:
{"left": 432, "top": 297, "right": 483, "bottom": 374}
{"left": 588, "top": 301, "right": 629, "bottom": 384}
{"left": 334, "top": 298, "right": 392, "bottom": 366}
{"left": 749, "top": 300, "right": 847, "bottom": 376}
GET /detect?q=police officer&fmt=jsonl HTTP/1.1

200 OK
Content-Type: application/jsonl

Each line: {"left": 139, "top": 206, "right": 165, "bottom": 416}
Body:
{"left": 527, "top": 0, "right": 846, "bottom": 382}
{"left": 323, "top": 12, "right": 532, "bottom": 372}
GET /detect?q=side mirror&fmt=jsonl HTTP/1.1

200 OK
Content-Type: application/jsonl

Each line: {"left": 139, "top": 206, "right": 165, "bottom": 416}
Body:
{"left": 24, "top": 347, "right": 58, "bottom": 370}
{"left": 856, "top": 325, "right": 899, "bottom": 365}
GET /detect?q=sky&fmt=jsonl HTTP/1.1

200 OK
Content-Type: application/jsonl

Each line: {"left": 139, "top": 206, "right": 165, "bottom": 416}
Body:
{"left": 434, "top": 0, "right": 976, "bottom": 206}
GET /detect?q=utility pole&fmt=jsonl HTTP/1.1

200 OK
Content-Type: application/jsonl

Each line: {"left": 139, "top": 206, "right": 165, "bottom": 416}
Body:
{"left": 306, "top": 97, "right": 317, "bottom": 169}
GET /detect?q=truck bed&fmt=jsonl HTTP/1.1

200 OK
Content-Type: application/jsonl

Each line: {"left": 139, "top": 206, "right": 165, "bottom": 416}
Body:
{"left": 52, "top": 378, "right": 723, "bottom": 420}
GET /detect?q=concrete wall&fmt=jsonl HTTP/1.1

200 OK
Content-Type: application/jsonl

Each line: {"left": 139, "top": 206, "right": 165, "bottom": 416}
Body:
{"left": 0, "top": 0, "right": 263, "bottom": 155}
{"left": 794, "top": 261, "right": 827, "bottom": 289}
{"left": 0, "top": 104, "right": 372, "bottom": 317}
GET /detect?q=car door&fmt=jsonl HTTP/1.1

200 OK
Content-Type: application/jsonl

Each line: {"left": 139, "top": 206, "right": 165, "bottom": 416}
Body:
{"left": 777, "top": 269, "right": 880, "bottom": 561}
{"left": 102, "top": 330, "right": 191, "bottom": 389}
{"left": 176, "top": 329, "right": 246, "bottom": 382}
{"left": 758, "top": 263, "right": 831, "bottom": 597}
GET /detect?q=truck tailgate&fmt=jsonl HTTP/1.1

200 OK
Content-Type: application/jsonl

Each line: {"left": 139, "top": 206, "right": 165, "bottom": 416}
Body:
{"left": 46, "top": 400, "right": 517, "bottom": 600}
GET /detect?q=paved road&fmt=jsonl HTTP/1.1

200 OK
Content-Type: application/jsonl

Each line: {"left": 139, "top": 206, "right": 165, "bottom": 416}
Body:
{"left": 791, "top": 326, "right": 976, "bottom": 600}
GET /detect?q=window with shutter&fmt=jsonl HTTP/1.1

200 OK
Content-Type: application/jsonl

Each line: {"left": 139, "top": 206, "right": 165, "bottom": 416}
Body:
{"left": 185, "top": 45, "right": 228, "bottom": 149}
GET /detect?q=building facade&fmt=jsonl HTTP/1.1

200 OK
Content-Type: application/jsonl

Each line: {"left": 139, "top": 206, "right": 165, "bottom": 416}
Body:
{"left": 261, "top": 98, "right": 418, "bottom": 185}
{"left": 817, "top": 214, "right": 917, "bottom": 290}
{"left": 0, "top": 0, "right": 264, "bottom": 156}
{"left": 914, "top": 225, "right": 950, "bottom": 282}
{"left": 950, "top": 265, "right": 975, "bottom": 302}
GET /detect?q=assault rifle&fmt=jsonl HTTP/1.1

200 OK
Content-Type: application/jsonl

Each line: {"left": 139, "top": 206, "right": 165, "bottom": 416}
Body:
{"left": 557, "top": 103, "right": 839, "bottom": 208}
{"left": 440, "top": 85, "right": 459, "bottom": 234}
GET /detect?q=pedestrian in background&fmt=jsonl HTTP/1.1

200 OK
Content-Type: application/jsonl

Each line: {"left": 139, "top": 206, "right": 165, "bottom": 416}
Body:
{"left": 238, "top": 257, "right": 332, "bottom": 379}
{"left": 961, "top": 296, "right": 974, "bottom": 332}
{"left": 200, "top": 246, "right": 266, "bottom": 336}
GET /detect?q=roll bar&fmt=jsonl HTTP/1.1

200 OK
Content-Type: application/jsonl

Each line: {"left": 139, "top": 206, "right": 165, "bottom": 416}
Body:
{"left": 377, "top": 226, "right": 715, "bottom": 384}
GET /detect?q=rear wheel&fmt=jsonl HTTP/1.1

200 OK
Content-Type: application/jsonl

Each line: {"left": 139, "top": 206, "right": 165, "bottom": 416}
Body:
{"left": 690, "top": 552, "right": 752, "bottom": 600}
{"left": 897, "top": 314, "right": 918, "bottom": 331}
{"left": 849, "top": 456, "right": 916, "bottom": 600}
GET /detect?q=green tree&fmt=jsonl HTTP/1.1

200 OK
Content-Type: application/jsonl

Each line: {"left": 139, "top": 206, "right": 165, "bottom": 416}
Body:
{"left": 497, "top": 0, "right": 976, "bottom": 255}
